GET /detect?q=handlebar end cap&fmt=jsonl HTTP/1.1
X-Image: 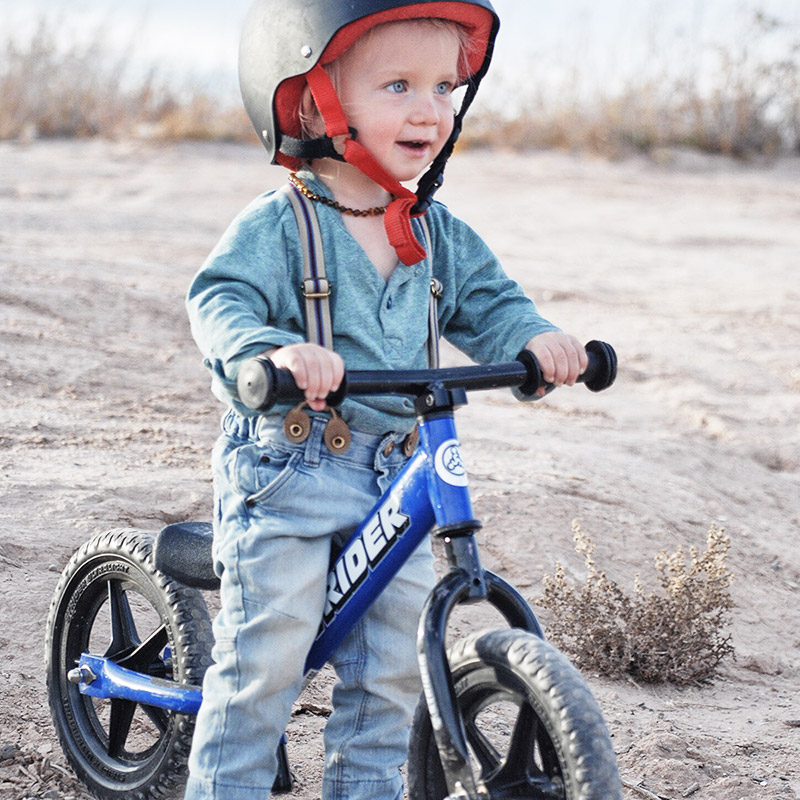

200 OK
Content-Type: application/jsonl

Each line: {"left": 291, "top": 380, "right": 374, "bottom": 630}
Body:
{"left": 236, "top": 357, "right": 275, "bottom": 411}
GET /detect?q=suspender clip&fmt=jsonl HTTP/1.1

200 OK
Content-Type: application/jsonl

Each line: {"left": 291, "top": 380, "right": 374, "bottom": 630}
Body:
{"left": 302, "top": 277, "right": 332, "bottom": 299}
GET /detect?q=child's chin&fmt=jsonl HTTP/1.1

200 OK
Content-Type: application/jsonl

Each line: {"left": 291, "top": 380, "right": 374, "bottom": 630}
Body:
{"left": 386, "top": 163, "right": 429, "bottom": 184}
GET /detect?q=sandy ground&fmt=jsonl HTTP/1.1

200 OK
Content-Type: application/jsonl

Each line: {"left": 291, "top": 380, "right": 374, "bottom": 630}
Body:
{"left": 0, "top": 139, "right": 798, "bottom": 800}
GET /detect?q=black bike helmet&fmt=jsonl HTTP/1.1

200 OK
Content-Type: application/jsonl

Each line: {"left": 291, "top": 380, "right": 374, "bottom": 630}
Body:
{"left": 239, "top": 0, "right": 499, "bottom": 264}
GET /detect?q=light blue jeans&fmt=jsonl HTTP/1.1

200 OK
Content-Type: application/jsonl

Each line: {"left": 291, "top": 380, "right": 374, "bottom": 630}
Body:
{"left": 184, "top": 411, "right": 435, "bottom": 800}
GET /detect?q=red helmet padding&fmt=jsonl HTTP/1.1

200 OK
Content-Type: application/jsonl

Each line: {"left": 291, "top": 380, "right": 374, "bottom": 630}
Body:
{"left": 320, "top": 2, "right": 493, "bottom": 72}
{"left": 274, "top": 2, "right": 495, "bottom": 169}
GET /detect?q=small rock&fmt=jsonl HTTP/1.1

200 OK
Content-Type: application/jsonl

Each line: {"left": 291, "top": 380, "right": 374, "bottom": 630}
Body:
{"left": 0, "top": 743, "right": 19, "bottom": 760}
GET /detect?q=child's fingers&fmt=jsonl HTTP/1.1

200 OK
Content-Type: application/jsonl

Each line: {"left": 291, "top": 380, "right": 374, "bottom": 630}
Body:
{"left": 526, "top": 333, "right": 587, "bottom": 389}
{"left": 535, "top": 345, "right": 557, "bottom": 384}
{"left": 303, "top": 356, "right": 324, "bottom": 406}
{"left": 328, "top": 351, "right": 345, "bottom": 391}
{"left": 548, "top": 340, "right": 582, "bottom": 386}
{"left": 308, "top": 351, "right": 344, "bottom": 400}
{"left": 284, "top": 351, "right": 310, "bottom": 392}
{"left": 560, "top": 336, "right": 587, "bottom": 385}
{"left": 268, "top": 345, "right": 344, "bottom": 411}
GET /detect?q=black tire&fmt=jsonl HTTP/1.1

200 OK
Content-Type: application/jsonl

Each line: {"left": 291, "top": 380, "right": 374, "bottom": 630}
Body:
{"left": 45, "top": 529, "right": 214, "bottom": 800}
{"left": 408, "top": 629, "right": 622, "bottom": 800}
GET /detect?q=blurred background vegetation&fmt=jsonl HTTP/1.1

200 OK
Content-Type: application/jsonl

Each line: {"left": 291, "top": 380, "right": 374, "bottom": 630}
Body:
{"left": 1, "top": 7, "right": 798, "bottom": 159}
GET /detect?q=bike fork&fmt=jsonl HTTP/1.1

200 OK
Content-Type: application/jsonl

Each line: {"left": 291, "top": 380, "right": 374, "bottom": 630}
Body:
{"left": 414, "top": 389, "right": 544, "bottom": 798}
{"left": 417, "top": 531, "right": 544, "bottom": 800}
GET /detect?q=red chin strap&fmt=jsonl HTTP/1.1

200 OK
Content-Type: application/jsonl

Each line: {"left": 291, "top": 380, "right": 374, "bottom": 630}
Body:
{"left": 305, "top": 64, "right": 427, "bottom": 266}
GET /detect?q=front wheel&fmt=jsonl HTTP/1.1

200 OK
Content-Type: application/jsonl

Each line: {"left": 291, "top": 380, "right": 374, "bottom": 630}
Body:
{"left": 45, "top": 529, "right": 213, "bottom": 799}
{"left": 408, "top": 629, "right": 622, "bottom": 799}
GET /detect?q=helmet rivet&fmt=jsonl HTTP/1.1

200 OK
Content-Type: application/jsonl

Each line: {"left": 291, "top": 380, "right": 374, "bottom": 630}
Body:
{"left": 300, "top": 45, "right": 313, "bottom": 59}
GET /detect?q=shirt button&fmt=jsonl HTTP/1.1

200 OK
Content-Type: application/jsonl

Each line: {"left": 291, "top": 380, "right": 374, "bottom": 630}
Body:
{"left": 386, "top": 296, "right": 393, "bottom": 309}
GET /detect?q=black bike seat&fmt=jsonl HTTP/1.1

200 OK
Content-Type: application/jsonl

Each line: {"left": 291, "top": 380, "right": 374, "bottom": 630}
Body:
{"left": 153, "top": 521, "right": 220, "bottom": 590}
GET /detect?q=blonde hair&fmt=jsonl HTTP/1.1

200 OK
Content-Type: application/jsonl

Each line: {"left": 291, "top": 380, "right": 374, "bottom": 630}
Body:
{"left": 298, "top": 18, "right": 473, "bottom": 141}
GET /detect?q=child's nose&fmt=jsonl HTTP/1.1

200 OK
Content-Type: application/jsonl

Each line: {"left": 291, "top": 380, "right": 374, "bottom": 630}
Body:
{"left": 409, "top": 92, "right": 440, "bottom": 125}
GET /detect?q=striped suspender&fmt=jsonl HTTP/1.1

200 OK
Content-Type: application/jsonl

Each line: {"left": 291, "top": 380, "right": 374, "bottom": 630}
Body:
{"left": 419, "top": 215, "right": 443, "bottom": 369}
{"left": 285, "top": 184, "right": 334, "bottom": 349}
{"left": 284, "top": 183, "right": 441, "bottom": 367}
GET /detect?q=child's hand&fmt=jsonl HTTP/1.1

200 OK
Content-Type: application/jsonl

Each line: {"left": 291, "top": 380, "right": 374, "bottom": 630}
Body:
{"left": 266, "top": 343, "right": 345, "bottom": 411}
{"left": 525, "top": 332, "right": 587, "bottom": 396}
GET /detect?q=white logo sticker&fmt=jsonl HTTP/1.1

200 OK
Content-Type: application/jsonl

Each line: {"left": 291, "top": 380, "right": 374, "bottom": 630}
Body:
{"left": 434, "top": 439, "right": 468, "bottom": 487}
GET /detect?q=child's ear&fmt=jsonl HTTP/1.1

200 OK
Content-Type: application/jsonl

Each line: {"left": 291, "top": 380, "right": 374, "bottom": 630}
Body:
{"left": 300, "top": 85, "right": 324, "bottom": 138}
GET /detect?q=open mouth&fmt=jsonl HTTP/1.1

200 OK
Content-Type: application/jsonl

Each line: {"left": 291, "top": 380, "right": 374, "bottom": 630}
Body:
{"left": 399, "top": 140, "right": 429, "bottom": 151}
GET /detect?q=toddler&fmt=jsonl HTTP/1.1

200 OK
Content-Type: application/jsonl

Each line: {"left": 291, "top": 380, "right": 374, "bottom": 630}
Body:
{"left": 184, "top": 1, "right": 586, "bottom": 798}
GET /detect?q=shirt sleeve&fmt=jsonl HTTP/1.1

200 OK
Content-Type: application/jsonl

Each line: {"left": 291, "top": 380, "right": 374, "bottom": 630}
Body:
{"left": 431, "top": 206, "right": 561, "bottom": 365}
{"left": 186, "top": 193, "right": 306, "bottom": 409}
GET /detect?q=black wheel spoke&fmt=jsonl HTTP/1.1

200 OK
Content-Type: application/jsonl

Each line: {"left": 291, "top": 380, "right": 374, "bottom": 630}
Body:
{"left": 107, "top": 698, "right": 137, "bottom": 758}
{"left": 535, "top": 720, "right": 563, "bottom": 778}
{"left": 464, "top": 713, "right": 503, "bottom": 777}
{"left": 105, "top": 580, "right": 140, "bottom": 659}
{"left": 142, "top": 703, "right": 170, "bottom": 735}
{"left": 477, "top": 702, "right": 565, "bottom": 798}
{"left": 491, "top": 701, "right": 539, "bottom": 780}
{"left": 119, "top": 624, "right": 169, "bottom": 675}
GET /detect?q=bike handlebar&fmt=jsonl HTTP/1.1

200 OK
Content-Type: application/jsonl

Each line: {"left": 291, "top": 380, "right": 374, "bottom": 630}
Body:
{"left": 236, "top": 340, "right": 617, "bottom": 413}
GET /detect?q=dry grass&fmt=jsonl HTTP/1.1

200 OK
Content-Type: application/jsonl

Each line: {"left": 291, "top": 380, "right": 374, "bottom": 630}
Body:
{"left": 462, "top": 9, "right": 800, "bottom": 158}
{"left": 1, "top": 10, "right": 798, "bottom": 157}
{"left": 1, "top": 18, "right": 148, "bottom": 140}
{"left": 539, "top": 521, "right": 735, "bottom": 686}
{"left": 0, "top": 16, "right": 256, "bottom": 144}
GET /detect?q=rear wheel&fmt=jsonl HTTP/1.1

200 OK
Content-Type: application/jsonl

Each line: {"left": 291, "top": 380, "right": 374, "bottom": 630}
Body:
{"left": 45, "top": 529, "right": 213, "bottom": 799}
{"left": 408, "top": 629, "right": 622, "bottom": 799}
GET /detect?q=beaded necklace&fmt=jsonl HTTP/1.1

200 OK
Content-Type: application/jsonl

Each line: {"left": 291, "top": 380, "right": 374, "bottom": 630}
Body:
{"left": 288, "top": 172, "right": 388, "bottom": 217}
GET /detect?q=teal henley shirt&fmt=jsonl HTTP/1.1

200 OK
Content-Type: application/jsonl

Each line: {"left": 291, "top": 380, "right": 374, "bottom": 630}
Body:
{"left": 187, "top": 168, "right": 560, "bottom": 434}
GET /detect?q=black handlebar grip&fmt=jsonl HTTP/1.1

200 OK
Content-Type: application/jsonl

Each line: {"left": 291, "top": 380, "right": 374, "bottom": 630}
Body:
{"left": 515, "top": 349, "right": 545, "bottom": 396}
{"left": 516, "top": 339, "right": 617, "bottom": 396}
{"left": 583, "top": 340, "right": 617, "bottom": 392}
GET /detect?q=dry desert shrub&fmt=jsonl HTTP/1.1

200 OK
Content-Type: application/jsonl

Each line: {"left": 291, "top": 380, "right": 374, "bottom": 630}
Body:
{"left": 0, "top": 16, "right": 254, "bottom": 144}
{"left": 151, "top": 93, "right": 256, "bottom": 143}
{"left": 462, "top": 9, "right": 800, "bottom": 158}
{"left": 0, "top": 18, "right": 145, "bottom": 140}
{"left": 540, "top": 521, "right": 734, "bottom": 685}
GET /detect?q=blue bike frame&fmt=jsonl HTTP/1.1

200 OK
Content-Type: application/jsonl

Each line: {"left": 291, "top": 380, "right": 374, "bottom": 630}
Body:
{"left": 309, "top": 410, "right": 475, "bottom": 673}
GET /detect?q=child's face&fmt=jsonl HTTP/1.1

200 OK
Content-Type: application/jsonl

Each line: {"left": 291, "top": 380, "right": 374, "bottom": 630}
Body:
{"left": 335, "top": 21, "right": 460, "bottom": 184}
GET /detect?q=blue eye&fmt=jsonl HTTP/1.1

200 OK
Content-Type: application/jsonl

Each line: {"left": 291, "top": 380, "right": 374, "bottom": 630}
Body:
{"left": 435, "top": 82, "right": 452, "bottom": 95}
{"left": 388, "top": 80, "right": 406, "bottom": 94}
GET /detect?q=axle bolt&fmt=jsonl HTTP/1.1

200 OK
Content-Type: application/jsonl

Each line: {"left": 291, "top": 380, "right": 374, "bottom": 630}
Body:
{"left": 67, "top": 665, "right": 97, "bottom": 685}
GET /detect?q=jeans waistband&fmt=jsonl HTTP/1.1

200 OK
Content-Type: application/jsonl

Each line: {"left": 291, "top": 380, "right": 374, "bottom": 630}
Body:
{"left": 221, "top": 410, "right": 413, "bottom": 470}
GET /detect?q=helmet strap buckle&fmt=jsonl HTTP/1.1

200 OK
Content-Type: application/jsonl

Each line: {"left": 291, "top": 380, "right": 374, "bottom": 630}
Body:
{"left": 331, "top": 131, "right": 352, "bottom": 157}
